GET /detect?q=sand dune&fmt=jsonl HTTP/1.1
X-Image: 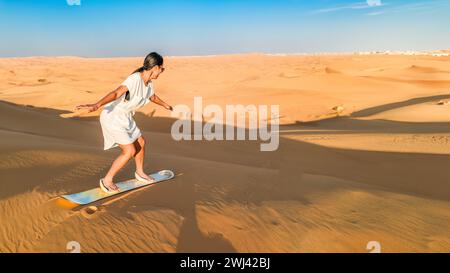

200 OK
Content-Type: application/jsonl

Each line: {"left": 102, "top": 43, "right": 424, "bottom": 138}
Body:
{"left": 407, "top": 65, "right": 450, "bottom": 74}
{"left": 1, "top": 54, "right": 450, "bottom": 252}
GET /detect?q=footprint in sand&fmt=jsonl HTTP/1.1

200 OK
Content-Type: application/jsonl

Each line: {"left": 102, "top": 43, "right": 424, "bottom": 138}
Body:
{"left": 80, "top": 206, "right": 103, "bottom": 219}
{"left": 437, "top": 100, "right": 450, "bottom": 106}
{"left": 278, "top": 72, "right": 301, "bottom": 79}
{"left": 325, "top": 67, "right": 341, "bottom": 74}
{"left": 332, "top": 105, "right": 345, "bottom": 116}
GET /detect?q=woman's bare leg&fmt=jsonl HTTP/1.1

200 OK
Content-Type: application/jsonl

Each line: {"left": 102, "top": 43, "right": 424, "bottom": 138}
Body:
{"left": 134, "top": 135, "right": 155, "bottom": 181}
{"left": 103, "top": 143, "right": 136, "bottom": 190}
{"left": 134, "top": 136, "right": 146, "bottom": 174}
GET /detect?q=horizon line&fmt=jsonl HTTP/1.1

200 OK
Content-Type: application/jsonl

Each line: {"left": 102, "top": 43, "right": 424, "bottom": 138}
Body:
{"left": 1, "top": 49, "right": 449, "bottom": 59}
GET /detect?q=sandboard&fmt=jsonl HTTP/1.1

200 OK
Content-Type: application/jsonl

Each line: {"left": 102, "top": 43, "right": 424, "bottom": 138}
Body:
{"left": 61, "top": 170, "right": 175, "bottom": 205}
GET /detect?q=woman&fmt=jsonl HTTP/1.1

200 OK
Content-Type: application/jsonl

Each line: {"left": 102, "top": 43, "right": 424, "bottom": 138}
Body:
{"left": 75, "top": 52, "right": 173, "bottom": 193}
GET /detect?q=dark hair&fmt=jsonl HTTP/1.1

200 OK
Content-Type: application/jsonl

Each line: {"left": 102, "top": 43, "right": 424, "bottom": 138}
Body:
{"left": 125, "top": 52, "right": 164, "bottom": 101}
{"left": 131, "top": 52, "right": 164, "bottom": 74}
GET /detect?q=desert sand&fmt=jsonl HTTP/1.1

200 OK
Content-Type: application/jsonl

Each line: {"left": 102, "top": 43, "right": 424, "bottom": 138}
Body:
{"left": 1, "top": 53, "right": 450, "bottom": 252}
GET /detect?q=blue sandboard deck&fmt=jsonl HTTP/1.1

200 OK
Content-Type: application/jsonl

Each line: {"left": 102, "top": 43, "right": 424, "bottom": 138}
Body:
{"left": 61, "top": 170, "right": 175, "bottom": 205}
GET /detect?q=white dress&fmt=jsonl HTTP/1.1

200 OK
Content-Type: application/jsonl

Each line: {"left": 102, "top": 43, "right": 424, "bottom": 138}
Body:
{"left": 100, "top": 72, "right": 154, "bottom": 150}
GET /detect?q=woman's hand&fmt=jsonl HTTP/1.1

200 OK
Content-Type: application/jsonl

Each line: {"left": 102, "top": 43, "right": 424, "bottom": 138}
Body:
{"left": 150, "top": 94, "right": 172, "bottom": 111}
{"left": 75, "top": 103, "right": 100, "bottom": 113}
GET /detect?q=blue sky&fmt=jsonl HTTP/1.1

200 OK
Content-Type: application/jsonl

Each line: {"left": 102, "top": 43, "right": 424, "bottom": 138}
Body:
{"left": 0, "top": 0, "right": 449, "bottom": 57}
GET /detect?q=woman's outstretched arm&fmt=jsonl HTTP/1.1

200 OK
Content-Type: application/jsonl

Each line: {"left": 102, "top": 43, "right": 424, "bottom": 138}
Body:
{"left": 150, "top": 94, "right": 173, "bottom": 111}
{"left": 75, "top": 85, "right": 128, "bottom": 113}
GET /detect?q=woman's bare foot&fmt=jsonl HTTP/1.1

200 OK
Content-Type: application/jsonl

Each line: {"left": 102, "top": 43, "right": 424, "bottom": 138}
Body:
{"left": 135, "top": 171, "right": 155, "bottom": 182}
{"left": 102, "top": 176, "right": 119, "bottom": 191}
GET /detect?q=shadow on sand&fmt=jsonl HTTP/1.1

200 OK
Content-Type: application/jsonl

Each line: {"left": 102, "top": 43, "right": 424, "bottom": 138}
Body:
{"left": 1, "top": 96, "right": 450, "bottom": 252}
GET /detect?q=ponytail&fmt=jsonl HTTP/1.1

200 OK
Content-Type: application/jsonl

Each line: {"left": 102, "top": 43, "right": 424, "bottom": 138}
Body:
{"left": 131, "top": 65, "right": 146, "bottom": 75}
